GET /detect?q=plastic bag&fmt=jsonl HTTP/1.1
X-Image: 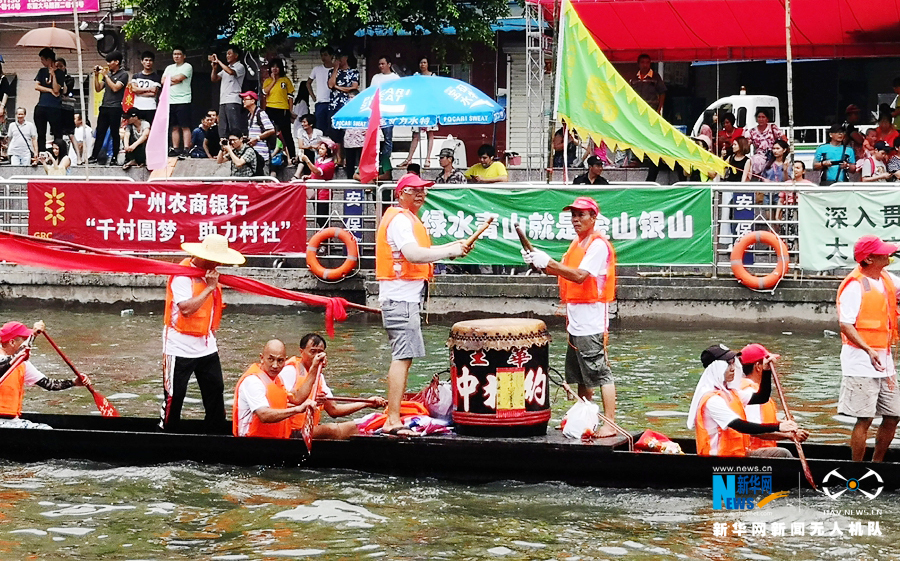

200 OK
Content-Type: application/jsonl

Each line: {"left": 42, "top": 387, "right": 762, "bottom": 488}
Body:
{"left": 425, "top": 381, "right": 453, "bottom": 421}
{"left": 561, "top": 399, "right": 599, "bottom": 439}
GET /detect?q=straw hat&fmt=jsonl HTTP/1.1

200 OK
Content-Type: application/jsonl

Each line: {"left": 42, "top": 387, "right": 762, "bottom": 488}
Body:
{"left": 181, "top": 234, "right": 246, "bottom": 265}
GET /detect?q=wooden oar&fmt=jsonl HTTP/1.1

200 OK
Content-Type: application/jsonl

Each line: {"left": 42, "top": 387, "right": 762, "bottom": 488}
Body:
{"left": 0, "top": 348, "right": 30, "bottom": 388}
{"left": 299, "top": 363, "right": 324, "bottom": 454}
{"left": 462, "top": 215, "right": 495, "bottom": 251}
{"left": 770, "top": 363, "right": 817, "bottom": 491}
{"left": 514, "top": 224, "right": 541, "bottom": 272}
{"left": 326, "top": 396, "right": 382, "bottom": 406}
{"left": 41, "top": 331, "right": 120, "bottom": 417}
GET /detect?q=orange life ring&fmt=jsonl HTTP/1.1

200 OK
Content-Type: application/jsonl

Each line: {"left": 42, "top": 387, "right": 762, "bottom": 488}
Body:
{"left": 306, "top": 227, "right": 359, "bottom": 281}
{"left": 730, "top": 231, "right": 790, "bottom": 290}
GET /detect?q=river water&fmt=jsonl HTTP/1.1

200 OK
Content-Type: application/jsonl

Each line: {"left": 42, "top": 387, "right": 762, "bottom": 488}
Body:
{"left": 0, "top": 306, "right": 897, "bottom": 560}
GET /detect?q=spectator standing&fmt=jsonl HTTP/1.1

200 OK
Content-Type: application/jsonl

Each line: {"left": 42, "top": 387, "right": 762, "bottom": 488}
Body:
{"left": 748, "top": 109, "right": 784, "bottom": 174}
{"left": 242, "top": 91, "right": 275, "bottom": 175}
{"left": 327, "top": 49, "right": 359, "bottom": 166}
{"left": 33, "top": 47, "right": 64, "bottom": 153}
{"left": 628, "top": 53, "right": 666, "bottom": 181}
{"left": 0, "top": 58, "right": 11, "bottom": 121}
{"left": 205, "top": 109, "right": 220, "bottom": 157}
{"left": 715, "top": 112, "right": 743, "bottom": 158}
{"left": 130, "top": 51, "right": 161, "bottom": 123}
{"left": 368, "top": 56, "right": 398, "bottom": 160}
{"left": 210, "top": 46, "right": 246, "bottom": 139}
{"left": 54, "top": 58, "right": 77, "bottom": 152}
{"left": 39, "top": 138, "right": 70, "bottom": 175}
{"left": 342, "top": 120, "right": 365, "bottom": 178}
{"left": 888, "top": 137, "right": 900, "bottom": 181}
{"left": 434, "top": 147, "right": 466, "bottom": 184}
{"left": 163, "top": 48, "right": 193, "bottom": 157}
{"left": 552, "top": 126, "right": 579, "bottom": 168}
{"left": 120, "top": 108, "right": 150, "bottom": 169}
{"left": 843, "top": 104, "right": 866, "bottom": 158}
{"left": 189, "top": 116, "right": 213, "bottom": 158}
{"left": 217, "top": 132, "right": 257, "bottom": 177}
{"left": 7, "top": 107, "right": 37, "bottom": 166}
{"left": 762, "top": 139, "right": 790, "bottom": 183}
{"left": 814, "top": 124, "right": 856, "bottom": 185}
{"left": 262, "top": 58, "right": 296, "bottom": 162}
{"left": 573, "top": 155, "right": 609, "bottom": 185}
{"left": 307, "top": 47, "right": 334, "bottom": 133}
{"left": 401, "top": 56, "right": 439, "bottom": 168}
{"left": 464, "top": 144, "right": 508, "bottom": 183}
{"left": 88, "top": 51, "right": 128, "bottom": 166}
{"left": 859, "top": 141, "right": 892, "bottom": 183}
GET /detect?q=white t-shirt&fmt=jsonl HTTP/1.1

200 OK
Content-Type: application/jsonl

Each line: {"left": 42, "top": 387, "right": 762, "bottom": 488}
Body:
{"left": 70, "top": 125, "right": 93, "bottom": 165}
{"left": 278, "top": 363, "right": 333, "bottom": 398}
{"left": 162, "top": 276, "right": 218, "bottom": 358}
{"left": 859, "top": 156, "right": 888, "bottom": 182}
{"left": 131, "top": 71, "right": 161, "bottom": 110}
{"left": 7, "top": 121, "right": 37, "bottom": 158}
{"left": 701, "top": 393, "right": 741, "bottom": 455}
{"left": 0, "top": 351, "right": 47, "bottom": 387}
{"left": 566, "top": 237, "right": 610, "bottom": 336}
{"left": 838, "top": 273, "right": 900, "bottom": 378}
{"left": 369, "top": 72, "right": 399, "bottom": 89}
{"left": 308, "top": 65, "right": 332, "bottom": 106}
{"left": 378, "top": 212, "right": 426, "bottom": 303}
{"left": 234, "top": 373, "right": 272, "bottom": 437}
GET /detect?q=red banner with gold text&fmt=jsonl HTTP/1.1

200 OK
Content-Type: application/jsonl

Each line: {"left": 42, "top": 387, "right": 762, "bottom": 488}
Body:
{"left": 28, "top": 182, "right": 306, "bottom": 254}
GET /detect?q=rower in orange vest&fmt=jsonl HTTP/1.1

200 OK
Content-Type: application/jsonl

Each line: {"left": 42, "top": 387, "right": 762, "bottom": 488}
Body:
{"left": 279, "top": 333, "right": 387, "bottom": 440}
{"left": 233, "top": 339, "right": 315, "bottom": 438}
{"left": 0, "top": 320, "right": 87, "bottom": 418}
{"left": 688, "top": 344, "right": 800, "bottom": 457}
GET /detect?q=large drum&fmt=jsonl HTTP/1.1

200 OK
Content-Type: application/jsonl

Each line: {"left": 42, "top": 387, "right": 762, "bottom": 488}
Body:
{"left": 448, "top": 318, "right": 551, "bottom": 437}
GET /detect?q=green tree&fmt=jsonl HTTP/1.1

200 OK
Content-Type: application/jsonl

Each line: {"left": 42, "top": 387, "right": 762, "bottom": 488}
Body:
{"left": 125, "top": 0, "right": 511, "bottom": 53}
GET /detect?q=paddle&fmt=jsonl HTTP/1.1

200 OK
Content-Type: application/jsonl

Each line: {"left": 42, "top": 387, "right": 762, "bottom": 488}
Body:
{"left": 514, "top": 224, "right": 541, "bottom": 273}
{"left": 299, "top": 363, "right": 324, "bottom": 454}
{"left": 769, "top": 363, "right": 817, "bottom": 491}
{"left": 462, "top": 215, "right": 495, "bottom": 251}
{"left": 326, "top": 396, "right": 383, "bottom": 406}
{"left": 41, "top": 331, "right": 120, "bottom": 417}
{"left": 0, "top": 346, "right": 31, "bottom": 388}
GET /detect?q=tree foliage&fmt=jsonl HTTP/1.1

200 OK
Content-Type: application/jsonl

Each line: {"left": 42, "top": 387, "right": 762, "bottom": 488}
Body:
{"left": 125, "top": 0, "right": 511, "bottom": 53}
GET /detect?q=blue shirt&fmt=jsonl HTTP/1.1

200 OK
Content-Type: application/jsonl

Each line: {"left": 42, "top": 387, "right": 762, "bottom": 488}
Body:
{"left": 814, "top": 143, "right": 856, "bottom": 182}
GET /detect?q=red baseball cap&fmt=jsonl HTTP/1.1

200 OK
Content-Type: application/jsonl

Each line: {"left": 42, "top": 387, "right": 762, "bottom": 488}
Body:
{"left": 239, "top": 91, "right": 258, "bottom": 101}
{"left": 853, "top": 235, "right": 898, "bottom": 263}
{"left": 394, "top": 173, "right": 434, "bottom": 197}
{"left": 739, "top": 343, "right": 780, "bottom": 365}
{"left": 563, "top": 196, "right": 599, "bottom": 215}
{"left": 0, "top": 321, "right": 32, "bottom": 343}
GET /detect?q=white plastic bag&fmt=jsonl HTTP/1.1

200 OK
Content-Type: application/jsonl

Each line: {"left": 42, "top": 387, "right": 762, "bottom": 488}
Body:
{"left": 561, "top": 399, "right": 599, "bottom": 439}
{"left": 425, "top": 381, "right": 454, "bottom": 422}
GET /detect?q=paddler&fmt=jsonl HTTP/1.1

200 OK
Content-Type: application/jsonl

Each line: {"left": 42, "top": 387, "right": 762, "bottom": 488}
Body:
{"left": 521, "top": 196, "right": 618, "bottom": 437}
{"left": 375, "top": 173, "right": 469, "bottom": 436}
{"left": 0, "top": 320, "right": 88, "bottom": 418}
{"left": 280, "top": 333, "right": 388, "bottom": 440}
{"left": 233, "top": 339, "right": 316, "bottom": 438}
{"left": 688, "top": 344, "right": 801, "bottom": 457}
{"left": 732, "top": 343, "right": 809, "bottom": 457}
{"left": 837, "top": 235, "right": 900, "bottom": 462}
{"left": 161, "top": 233, "right": 245, "bottom": 432}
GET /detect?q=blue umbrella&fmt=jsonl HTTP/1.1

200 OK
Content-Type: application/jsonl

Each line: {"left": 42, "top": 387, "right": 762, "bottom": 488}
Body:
{"left": 331, "top": 75, "right": 506, "bottom": 129}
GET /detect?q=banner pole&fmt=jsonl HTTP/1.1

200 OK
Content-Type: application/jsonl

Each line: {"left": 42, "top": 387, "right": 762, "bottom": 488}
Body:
{"left": 72, "top": 3, "right": 89, "bottom": 178}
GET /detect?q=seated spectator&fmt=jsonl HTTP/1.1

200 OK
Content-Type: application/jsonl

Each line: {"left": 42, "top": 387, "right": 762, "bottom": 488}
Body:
{"left": 40, "top": 138, "right": 70, "bottom": 175}
{"left": 217, "top": 132, "right": 257, "bottom": 177}
{"left": 434, "top": 147, "right": 466, "bottom": 184}
{"left": 205, "top": 109, "right": 221, "bottom": 158}
{"left": 189, "top": 116, "right": 213, "bottom": 158}
{"left": 120, "top": 108, "right": 150, "bottom": 170}
{"left": 715, "top": 111, "right": 744, "bottom": 158}
{"left": 295, "top": 113, "right": 323, "bottom": 175}
{"left": 270, "top": 133, "right": 287, "bottom": 176}
{"left": 300, "top": 142, "right": 335, "bottom": 181}
{"left": 7, "top": 107, "right": 38, "bottom": 166}
{"left": 573, "top": 155, "right": 609, "bottom": 185}
{"left": 859, "top": 141, "right": 892, "bottom": 182}
{"left": 465, "top": 144, "right": 508, "bottom": 183}
{"left": 762, "top": 139, "right": 790, "bottom": 183}
{"left": 70, "top": 112, "right": 92, "bottom": 165}
{"left": 406, "top": 163, "right": 420, "bottom": 176}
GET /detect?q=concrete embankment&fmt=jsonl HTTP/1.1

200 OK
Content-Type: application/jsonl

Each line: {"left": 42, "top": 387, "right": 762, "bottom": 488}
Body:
{"left": 0, "top": 264, "right": 840, "bottom": 330}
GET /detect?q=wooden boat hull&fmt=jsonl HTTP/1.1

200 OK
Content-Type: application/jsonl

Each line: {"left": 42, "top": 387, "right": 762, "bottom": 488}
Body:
{"left": 8, "top": 414, "right": 899, "bottom": 491}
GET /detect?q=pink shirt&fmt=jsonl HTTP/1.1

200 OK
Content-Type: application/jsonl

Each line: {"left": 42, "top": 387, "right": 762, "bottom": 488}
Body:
{"left": 313, "top": 158, "right": 335, "bottom": 200}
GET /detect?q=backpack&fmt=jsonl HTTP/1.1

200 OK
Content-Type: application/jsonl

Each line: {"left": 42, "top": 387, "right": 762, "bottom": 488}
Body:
{"left": 254, "top": 109, "right": 277, "bottom": 153}
{"left": 252, "top": 148, "right": 265, "bottom": 175}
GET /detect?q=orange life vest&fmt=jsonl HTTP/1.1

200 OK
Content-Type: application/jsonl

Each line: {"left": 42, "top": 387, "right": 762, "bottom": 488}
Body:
{"left": 837, "top": 267, "right": 898, "bottom": 350}
{"left": 0, "top": 360, "right": 26, "bottom": 417}
{"left": 375, "top": 207, "right": 434, "bottom": 281}
{"left": 695, "top": 389, "right": 749, "bottom": 457}
{"left": 163, "top": 258, "right": 224, "bottom": 338}
{"left": 284, "top": 356, "right": 323, "bottom": 432}
{"left": 736, "top": 378, "right": 778, "bottom": 450}
{"left": 558, "top": 233, "right": 617, "bottom": 304}
{"left": 232, "top": 363, "right": 291, "bottom": 439}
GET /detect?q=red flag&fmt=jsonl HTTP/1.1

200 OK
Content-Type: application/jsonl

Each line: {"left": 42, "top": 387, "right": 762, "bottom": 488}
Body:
{"left": 358, "top": 88, "right": 381, "bottom": 184}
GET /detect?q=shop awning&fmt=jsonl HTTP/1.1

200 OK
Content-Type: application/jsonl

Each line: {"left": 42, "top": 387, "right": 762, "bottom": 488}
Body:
{"left": 530, "top": 0, "right": 900, "bottom": 62}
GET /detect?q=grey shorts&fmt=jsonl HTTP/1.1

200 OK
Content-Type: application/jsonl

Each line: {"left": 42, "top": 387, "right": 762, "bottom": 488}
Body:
{"left": 565, "top": 333, "right": 613, "bottom": 388}
{"left": 838, "top": 376, "right": 900, "bottom": 418}
{"left": 381, "top": 300, "right": 426, "bottom": 361}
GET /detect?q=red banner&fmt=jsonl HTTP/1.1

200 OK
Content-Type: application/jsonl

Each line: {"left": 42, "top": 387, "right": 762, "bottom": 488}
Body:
{"left": 28, "top": 182, "right": 306, "bottom": 254}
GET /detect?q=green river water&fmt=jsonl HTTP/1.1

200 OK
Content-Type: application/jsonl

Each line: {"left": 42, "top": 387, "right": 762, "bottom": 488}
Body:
{"left": 0, "top": 306, "right": 897, "bottom": 560}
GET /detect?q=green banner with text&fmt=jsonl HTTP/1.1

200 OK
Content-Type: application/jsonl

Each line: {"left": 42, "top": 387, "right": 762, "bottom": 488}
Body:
{"left": 422, "top": 187, "right": 713, "bottom": 265}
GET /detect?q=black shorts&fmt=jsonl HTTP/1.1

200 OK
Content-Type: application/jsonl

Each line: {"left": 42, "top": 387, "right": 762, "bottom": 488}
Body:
{"left": 59, "top": 108, "right": 76, "bottom": 135}
{"left": 169, "top": 103, "right": 192, "bottom": 128}
{"left": 135, "top": 108, "right": 156, "bottom": 124}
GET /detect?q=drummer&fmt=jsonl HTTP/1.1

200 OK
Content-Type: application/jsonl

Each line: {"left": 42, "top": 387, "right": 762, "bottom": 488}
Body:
{"left": 375, "top": 173, "right": 469, "bottom": 436}
{"left": 688, "top": 344, "right": 802, "bottom": 457}
{"left": 521, "top": 196, "right": 618, "bottom": 437}
{"left": 0, "top": 320, "right": 87, "bottom": 419}
{"left": 232, "top": 339, "right": 316, "bottom": 438}
{"left": 280, "top": 333, "right": 387, "bottom": 440}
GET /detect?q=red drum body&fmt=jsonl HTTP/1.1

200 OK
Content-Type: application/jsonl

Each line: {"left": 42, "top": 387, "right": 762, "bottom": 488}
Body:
{"left": 448, "top": 318, "right": 551, "bottom": 437}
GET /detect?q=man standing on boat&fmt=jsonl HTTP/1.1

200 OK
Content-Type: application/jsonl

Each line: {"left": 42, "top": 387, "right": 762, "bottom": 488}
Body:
{"left": 233, "top": 339, "right": 316, "bottom": 438}
{"left": 376, "top": 173, "right": 469, "bottom": 436}
{"left": 837, "top": 235, "right": 900, "bottom": 462}
{"left": 521, "top": 196, "right": 618, "bottom": 437}
{"left": 161, "top": 234, "right": 245, "bottom": 432}
{"left": 280, "top": 333, "right": 387, "bottom": 440}
{"left": 0, "top": 321, "right": 87, "bottom": 418}
{"left": 689, "top": 344, "right": 800, "bottom": 457}
{"left": 733, "top": 343, "right": 809, "bottom": 457}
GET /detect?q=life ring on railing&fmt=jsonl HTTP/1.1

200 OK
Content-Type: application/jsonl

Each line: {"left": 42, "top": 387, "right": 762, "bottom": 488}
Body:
{"left": 306, "top": 227, "right": 359, "bottom": 281}
{"left": 730, "top": 231, "right": 790, "bottom": 290}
